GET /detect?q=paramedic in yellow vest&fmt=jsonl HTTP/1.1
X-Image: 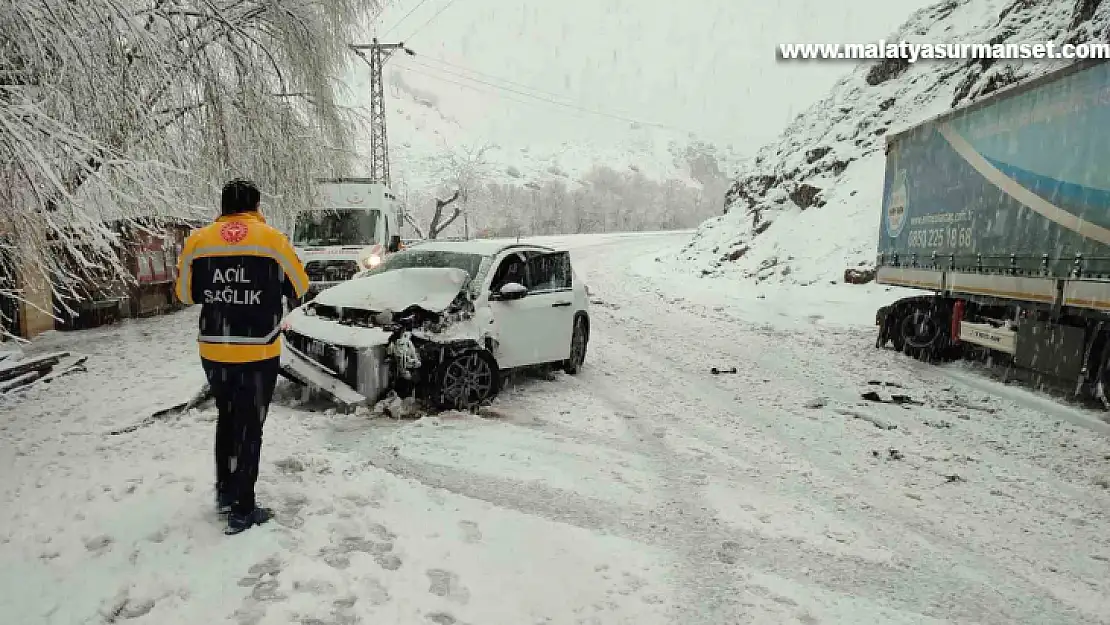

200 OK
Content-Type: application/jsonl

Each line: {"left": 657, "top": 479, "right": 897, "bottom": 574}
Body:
{"left": 174, "top": 178, "right": 309, "bottom": 535}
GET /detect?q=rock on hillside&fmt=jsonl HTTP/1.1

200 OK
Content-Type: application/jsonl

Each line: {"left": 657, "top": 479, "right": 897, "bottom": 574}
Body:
{"left": 678, "top": 0, "right": 1110, "bottom": 286}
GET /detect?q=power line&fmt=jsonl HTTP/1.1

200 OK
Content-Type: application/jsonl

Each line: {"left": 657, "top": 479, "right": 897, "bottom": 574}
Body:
{"left": 402, "top": 0, "right": 462, "bottom": 41}
{"left": 392, "top": 59, "right": 697, "bottom": 135}
{"left": 379, "top": 0, "right": 430, "bottom": 37}
{"left": 413, "top": 55, "right": 593, "bottom": 104}
{"left": 394, "top": 61, "right": 602, "bottom": 118}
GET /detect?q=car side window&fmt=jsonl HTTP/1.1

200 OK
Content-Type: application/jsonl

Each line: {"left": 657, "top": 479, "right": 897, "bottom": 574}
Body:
{"left": 490, "top": 252, "right": 527, "bottom": 292}
{"left": 526, "top": 252, "right": 571, "bottom": 292}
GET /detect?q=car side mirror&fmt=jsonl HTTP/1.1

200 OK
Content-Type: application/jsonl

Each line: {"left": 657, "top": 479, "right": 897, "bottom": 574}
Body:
{"left": 497, "top": 282, "right": 528, "bottom": 300}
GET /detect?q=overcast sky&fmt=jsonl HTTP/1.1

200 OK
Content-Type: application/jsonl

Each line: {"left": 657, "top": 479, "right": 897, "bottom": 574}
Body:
{"left": 348, "top": 0, "right": 937, "bottom": 155}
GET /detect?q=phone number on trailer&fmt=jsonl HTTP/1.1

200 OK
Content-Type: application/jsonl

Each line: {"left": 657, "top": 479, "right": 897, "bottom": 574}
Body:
{"left": 906, "top": 226, "right": 973, "bottom": 249}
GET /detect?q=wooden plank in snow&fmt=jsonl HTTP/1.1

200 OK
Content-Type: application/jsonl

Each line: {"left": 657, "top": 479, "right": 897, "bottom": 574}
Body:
{"left": 0, "top": 351, "right": 68, "bottom": 383}
{"left": 0, "top": 370, "right": 46, "bottom": 393}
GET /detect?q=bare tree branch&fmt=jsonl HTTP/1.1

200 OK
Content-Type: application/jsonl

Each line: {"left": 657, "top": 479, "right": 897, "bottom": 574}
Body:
{"left": 427, "top": 189, "right": 461, "bottom": 239}
{"left": 402, "top": 211, "right": 425, "bottom": 239}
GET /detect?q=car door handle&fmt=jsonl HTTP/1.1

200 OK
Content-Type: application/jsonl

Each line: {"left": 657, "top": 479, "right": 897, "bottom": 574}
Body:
{"left": 552, "top": 301, "right": 572, "bottom": 307}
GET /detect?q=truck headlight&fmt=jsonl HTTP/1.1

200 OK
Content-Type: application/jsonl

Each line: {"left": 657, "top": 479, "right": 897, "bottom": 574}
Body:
{"left": 360, "top": 254, "right": 381, "bottom": 269}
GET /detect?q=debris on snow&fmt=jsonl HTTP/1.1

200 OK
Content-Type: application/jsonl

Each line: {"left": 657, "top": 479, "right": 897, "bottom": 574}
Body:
{"left": 890, "top": 394, "right": 923, "bottom": 406}
{"left": 373, "top": 391, "right": 422, "bottom": 419}
{"left": 872, "top": 449, "right": 904, "bottom": 461}
{"left": 709, "top": 366, "right": 737, "bottom": 375}
{"left": 923, "top": 419, "right": 954, "bottom": 429}
{"left": 860, "top": 390, "right": 923, "bottom": 406}
{"left": 860, "top": 391, "right": 884, "bottom": 402}
{"left": 803, "top": 397, "right": 829, "bottom": 409}
{"left": 0, "top": 351, "right": 85, "bottom": 394}
{"left": 843, "top": 267, "right": 876, "bottom": 284}
{"left": 107, "top": 384, "right": 214, "bottom": 435}
{"left": 835, "top": 408, "right": 898, "bottom": 431}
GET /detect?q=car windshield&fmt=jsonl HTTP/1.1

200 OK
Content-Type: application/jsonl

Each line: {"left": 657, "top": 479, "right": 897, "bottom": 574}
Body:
{"left": 362, "top": 249, "right": 488, "bottom": 282}
{"left": 292, "top": 209, "right": 379, "bottom": 246}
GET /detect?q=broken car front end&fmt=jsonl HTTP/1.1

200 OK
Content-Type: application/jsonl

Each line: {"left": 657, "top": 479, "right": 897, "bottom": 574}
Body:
{"left": 279, "top": 268, "right": 500, "bottom": 411}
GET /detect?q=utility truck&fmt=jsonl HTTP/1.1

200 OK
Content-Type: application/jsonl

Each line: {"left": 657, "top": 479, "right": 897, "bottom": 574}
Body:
{"left": 874, "top": 58, "right": 1110, "bottom": 405}
{"left": 292, "top": 178, "right": 404, "bottom": 300}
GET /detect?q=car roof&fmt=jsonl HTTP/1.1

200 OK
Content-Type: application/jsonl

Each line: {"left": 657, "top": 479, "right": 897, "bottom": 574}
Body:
{"left": 405, "top": 239, "right": 557, "bottom": 256}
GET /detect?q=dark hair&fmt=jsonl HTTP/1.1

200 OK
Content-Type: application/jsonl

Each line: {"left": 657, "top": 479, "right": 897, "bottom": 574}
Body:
{"left": 221, "top": 178, "right": 261, "bottom": 216}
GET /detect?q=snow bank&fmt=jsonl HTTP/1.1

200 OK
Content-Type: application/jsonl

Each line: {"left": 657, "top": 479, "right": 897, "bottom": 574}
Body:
{"left": 680, "top": 0, "right": 1110, "bottom": 286}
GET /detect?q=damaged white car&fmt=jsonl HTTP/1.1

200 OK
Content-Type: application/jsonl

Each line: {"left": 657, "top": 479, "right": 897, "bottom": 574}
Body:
{"left": 279, "top": 240, "right": 591, "bottom": 410}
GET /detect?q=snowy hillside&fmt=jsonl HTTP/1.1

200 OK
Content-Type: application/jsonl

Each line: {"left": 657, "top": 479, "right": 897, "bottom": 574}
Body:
{"left": 678, "top": 0, "right": 1110, "bottom": 286}
{"left": 380, "top": 70, "right": 736, "bottom": 191}
{"left": 386, "top": 69, "right": 732, "bottom": 189}
{"left": 340, "top": 67, "right": 745, "bottom": 238}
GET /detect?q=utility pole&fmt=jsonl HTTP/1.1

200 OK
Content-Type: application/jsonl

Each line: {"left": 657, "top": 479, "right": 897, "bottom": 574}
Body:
{"left": 349, "top": 39, "right": 415, "bottom": 187}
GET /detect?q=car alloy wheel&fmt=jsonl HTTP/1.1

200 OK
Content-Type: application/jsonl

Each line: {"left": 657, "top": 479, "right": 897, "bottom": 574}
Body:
{"left": 437, "top": 350, "right": 498, "bottom": 410}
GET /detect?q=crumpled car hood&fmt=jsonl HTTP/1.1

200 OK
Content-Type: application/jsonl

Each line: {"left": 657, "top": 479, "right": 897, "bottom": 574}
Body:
{"left": 312, "top": 267, "right": 470, "bottom": 313}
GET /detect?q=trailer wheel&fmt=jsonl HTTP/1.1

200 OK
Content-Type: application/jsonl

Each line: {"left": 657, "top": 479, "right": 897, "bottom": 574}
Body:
{"left": 898, "top": 306, "right": 947, "bottom": 362}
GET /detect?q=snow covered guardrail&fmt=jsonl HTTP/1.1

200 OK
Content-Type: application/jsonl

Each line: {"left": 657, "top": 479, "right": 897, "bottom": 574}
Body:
{"left": 777, "top": 41, "right": 1110, "bottom": 62}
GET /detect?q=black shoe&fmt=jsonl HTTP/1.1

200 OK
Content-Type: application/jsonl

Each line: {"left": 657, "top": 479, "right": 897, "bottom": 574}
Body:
{"left": 225, "top": 506, "right": 273, "bottom": 535}
{"left": 216, "top": 491, "right": 235, "bottom": 515}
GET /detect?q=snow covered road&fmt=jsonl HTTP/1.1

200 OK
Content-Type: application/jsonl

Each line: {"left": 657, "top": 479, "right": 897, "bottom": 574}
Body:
{"left": 3, "top": 232, "right": 1110, "bottom": 625}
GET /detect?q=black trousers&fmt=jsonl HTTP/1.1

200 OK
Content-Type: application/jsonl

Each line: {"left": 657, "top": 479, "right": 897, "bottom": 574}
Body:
{"left": 201, "top": 357, "right": 279, "bottom": 514}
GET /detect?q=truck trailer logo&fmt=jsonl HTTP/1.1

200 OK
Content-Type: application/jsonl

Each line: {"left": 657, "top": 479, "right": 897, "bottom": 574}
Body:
{"left": 886, "top": 169, "right": 908, "bottom": 238}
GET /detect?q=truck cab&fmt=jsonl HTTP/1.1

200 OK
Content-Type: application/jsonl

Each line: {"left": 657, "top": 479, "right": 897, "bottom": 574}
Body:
{"left": 292, "top": 178, "right": 404, "bottom": 300}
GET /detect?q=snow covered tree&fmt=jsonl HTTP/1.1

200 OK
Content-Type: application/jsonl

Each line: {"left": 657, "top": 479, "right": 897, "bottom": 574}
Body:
{"left": 0, "top": 0, "right": 385, "bottom": 335}
{"left": 403, "top": 140, "right": 495, "bottom": 239}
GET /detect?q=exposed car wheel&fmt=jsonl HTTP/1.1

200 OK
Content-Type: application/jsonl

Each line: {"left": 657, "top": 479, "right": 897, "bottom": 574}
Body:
{"left": 433, "top": 349, "right": 501, "bottom": 411}
{"left": 563, "top": 316, "right": 588, "bottom": 374}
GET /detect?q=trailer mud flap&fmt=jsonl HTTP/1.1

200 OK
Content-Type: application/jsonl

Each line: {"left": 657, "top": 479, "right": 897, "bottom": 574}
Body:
{"left": 1015, "top": 321, "right": 1086, "bottom": 380}
{"left": 280, "top": 343, "right": 367, "bottom": 406}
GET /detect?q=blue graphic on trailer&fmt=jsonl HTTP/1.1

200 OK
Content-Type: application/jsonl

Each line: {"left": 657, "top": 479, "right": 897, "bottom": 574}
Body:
{"left": 945, "top": 61, "right": 1110, "bottom": 231}
{"left": 877, "top": 60, "right": 1110, "bottom": 277}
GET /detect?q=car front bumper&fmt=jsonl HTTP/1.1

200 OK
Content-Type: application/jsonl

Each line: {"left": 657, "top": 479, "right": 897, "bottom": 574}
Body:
{"left": 281, "top": 330, "right": 392, "bottom": 405}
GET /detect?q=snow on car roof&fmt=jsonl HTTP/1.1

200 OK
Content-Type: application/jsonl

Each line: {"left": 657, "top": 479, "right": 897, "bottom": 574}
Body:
{"left": 406, "top": 239, "right": 557, "bottom": 256}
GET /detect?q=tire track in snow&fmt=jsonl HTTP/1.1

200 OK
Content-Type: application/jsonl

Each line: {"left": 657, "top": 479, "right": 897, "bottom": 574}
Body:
{"left": 351, "top": 352, "right": 1087, "bottom": 622}
{"left": 588, "top": 290, "right": 1110, "bottom": 617}
{"left": 569, "top": 243, "right": 1110, "bottom": 623}
{"left": 585, "top": 327, "right": 1108, "bottom": 624}
{"left": 563, "top": 371, "right": 827, "bottom": 625}
{"left": 355, "top": 417, "right": 884, "bottom": 623}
